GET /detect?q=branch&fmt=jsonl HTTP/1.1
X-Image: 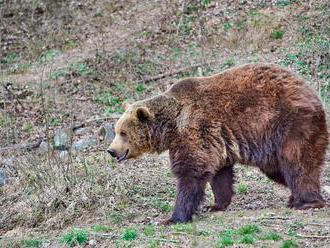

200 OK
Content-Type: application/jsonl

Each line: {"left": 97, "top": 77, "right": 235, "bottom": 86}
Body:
{"left": 72, "top": 114, "right": 121, "bottom": 132}
{"left": 138, "top": 61, "right": 217, "bottom": 84}
{"left": 0, "top": 139, "right": 43, "bottom": 153}
{"left": 297, "top": 234, "right": 330, "bottom": 239}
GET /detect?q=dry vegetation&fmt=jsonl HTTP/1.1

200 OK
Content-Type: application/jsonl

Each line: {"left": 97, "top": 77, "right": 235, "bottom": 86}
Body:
{"left": 0, "top": 0, "right": 329, "bottom": 247}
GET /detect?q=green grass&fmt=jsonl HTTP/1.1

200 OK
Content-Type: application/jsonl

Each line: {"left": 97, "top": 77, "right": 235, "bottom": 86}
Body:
{"left": 281, "top": 239, "right": 298, "bottom": 248}
{"left": 1, "top": 52, "right": 18, "bottom": 64}
{"left": 236, "top": 183, "right": 248, "bottom": 194}
{"left": 22, "top": 123, "right": 34, "bottom": 132}
{"left": 238, "top": 224, "right": 261, "bottom": 235}
{"left": 59, "top": 228, "right": 89, "bottom": 247}
{"left": 239, "top": 234, "right": 255, "bottom": 244}
{"left": 172, "top": 223, "right": 196, "bottom": 235}
{"left": 260, "top": 231, "right": 282, "bottom": 241}
{"left": 40, "top": 49, "right": 61, "bottom": 63}
{"left": 21, "top": 238, "right": 43, "bottom": 248}
{"left": 136, "top": 83, "right": 146, "bottom": 92}
{"left": 143, "top": 225, "right": 156, "bottom": 236}
{"left": 271, "top": 29, "right": 284, "bottom": 39}
{"left": 95, "top": 91, "right": 125, "bottom": 114}
{"left": 122, "top": 228, "right": 138, "bottom": 241}
{"left": 91, "top": 224, "right": 112, "bottom": 232}
{"left": 216, "top": 235, "right": 234, "bottom": 247}
{"left": 151, "top": 198, "right": 172, "bottom": 213}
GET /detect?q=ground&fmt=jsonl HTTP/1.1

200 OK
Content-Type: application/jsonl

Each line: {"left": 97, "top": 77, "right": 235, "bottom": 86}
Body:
{"left": 0, "top": 0, "right": 329, "bottom": 247}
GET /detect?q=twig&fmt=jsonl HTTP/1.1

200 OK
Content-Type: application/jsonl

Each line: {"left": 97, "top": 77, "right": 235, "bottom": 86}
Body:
{"left": 297, "top": 234, "right": 330, "bottom": 239}
{"left": 72, "top": 114, "right": 121, "bottom": 132}
{"left": 142, "top": 237, "right": 180, "bottom": 244}
{"left": 138, "top": 61, "right": 217, "bottom": 84}
{"left": 90, "top": 232, "right": 118, "bottom": 239}
{"left": 0, "top": 139, "right": 43, "bottom": 153}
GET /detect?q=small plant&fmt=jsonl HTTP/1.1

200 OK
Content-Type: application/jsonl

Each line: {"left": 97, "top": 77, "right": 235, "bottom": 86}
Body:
{"left": 201, "top": 0, "right": 211, "bottom": 7}
{"left": 281, "top": 240, "right": 298, "bottom": 248}
{"left": 69, "top": 62, "right": 93, "bottom": 77}
{"left": 238, "top": 224, "right": 260, "bottom": 235}
{"left": 40, "top": 49, "right": 61, "bottom": 63}
{"left": 224, "top": 21, "right": 233, "bottom": 32}
{"left": 122, "top": 228, "right": 138, "bottom": 241}
{"left": 151, "top": 198, "right": 172, "bottom": 213}
{"left": 143, "top": 225, "right": 156, "bottom": 236}
{"left": 21, "top": 238, "right": 43, "bottom": 248}
{"left": 49, "top": 117, "right": 61, "bottom": 126}
{"left": 1, "top": 52, "right": 18, "bottom": 64}
{"left": 49, "top": 68, "right": 69, "bottom": 80}
{"left": 239, "top": 234, "right": 254, "bottom": 244}
{"left": 59, "top": 228, "right": 89, "bottom": 247}
{"left": 222, "top": 57, "right": 235, "bottom": 68}
{"left": 173, "top": 223, "right": 196, "bottom": 234}
{"left": 136, "top": 83, "right": 146, "bottom": 92}
{"left": 107, "top": 212, "right": 125, "bottom": 224}
{"left": 237, "top": 183, "right": 248, "bottom": 194}
{"left": 22, "top": 123, "right": 34, "bottom": 132}
{"left": 260, "top": 231, "right": 282, "bottom": 241}
{"left": 91, "top": 224, "right": 111, "bottom": 232}
{"left": 216, "top": 235, "right": 234, "bottom": 248}
{"left": 271, "top": 29, "right": 284, "bottom": 39}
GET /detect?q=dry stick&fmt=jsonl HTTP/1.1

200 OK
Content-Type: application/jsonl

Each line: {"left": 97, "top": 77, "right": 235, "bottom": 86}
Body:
{"left": 0, "top": 139, "right": 43, "bottom": 152}
{"left": 297, "top": 234, "right": 330, "bottom": 239}
{"left": 138, "top": 61, "right": 217, "bottom": 84}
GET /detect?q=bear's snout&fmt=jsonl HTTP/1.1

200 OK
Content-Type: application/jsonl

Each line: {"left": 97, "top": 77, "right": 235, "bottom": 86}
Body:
{"left": 107, "top": 149, "right": 117, "bottom": 158}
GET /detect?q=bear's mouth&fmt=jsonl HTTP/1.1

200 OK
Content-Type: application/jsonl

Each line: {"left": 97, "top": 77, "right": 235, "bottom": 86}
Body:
{"left": 116, "top": 149, "right": 129, "bottom": 162}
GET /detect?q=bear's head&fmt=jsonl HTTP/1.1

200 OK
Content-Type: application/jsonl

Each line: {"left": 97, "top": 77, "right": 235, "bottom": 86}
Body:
{"left": 108, "top": 103, "right": 154, "bottom": 162}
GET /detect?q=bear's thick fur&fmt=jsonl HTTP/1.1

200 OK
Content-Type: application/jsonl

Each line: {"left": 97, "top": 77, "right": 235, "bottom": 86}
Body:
{"left": 109, "top": 63, "right": 328, "bottom": 224}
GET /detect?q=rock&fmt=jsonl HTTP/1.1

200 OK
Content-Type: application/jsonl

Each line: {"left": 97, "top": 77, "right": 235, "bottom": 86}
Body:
{"left": 323, "top": 185, "right": 330, "bottom": 195}
{"left": 72, "top": 137, "right": 98, "bottom": 150}
{"left": 0, "top": 170, "right": 8, "bottom": 187}
{"left": 53, "top": 128, "right": 73, "bottom": 150}
{"left": 59, "top": 151, "right": 70, "bottom": 162}
{"left": 89, "top": 240, "right": 97, "bottom": 246}
{"left": 39, "top": 141, "right": 50, "bottom": 152}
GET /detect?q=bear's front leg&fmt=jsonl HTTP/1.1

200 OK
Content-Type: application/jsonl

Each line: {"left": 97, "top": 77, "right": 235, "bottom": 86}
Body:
{"left": 165, "top": 175, "right": 207, "bottom": 224}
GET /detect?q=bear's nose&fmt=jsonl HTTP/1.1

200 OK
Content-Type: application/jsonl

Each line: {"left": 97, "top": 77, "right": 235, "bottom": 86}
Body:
{"left": 107, "top": 149, "right": 117, "bottom": 158}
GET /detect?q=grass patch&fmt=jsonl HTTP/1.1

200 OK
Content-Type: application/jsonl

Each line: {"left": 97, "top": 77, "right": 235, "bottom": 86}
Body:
{"left": 239, "top": 234, "right": 255, "bottom": 244}
{"left": 236, "top": 183, "right": 248, "bottom": 194}
{"left": 172, "top": 223, "right": 196, "bottom": 235}
{"left": 281, "top": 240, "right": 298, "bottom": 248}
{"left": 271, "top": 29, "right": 284, "bottom": 39}
{"left": 216, "top": 235, "right": 234, "bottom": 247}
{"left": 143, "top": 224, "right": 156, "bottom": 236}
{"left": 151, "top": 198, "right": 172, "bottom": 213}
{"left": 122, "top": 228, "right": 138, "bottom": 241}
{"left": 21, "top": 238, "right": 43, "bottom": 248}
{"left": 260, "top": 231, "right": 282, "bottom": 241}
{"left": 1, "top": 52, "right": 18, "bottom": 64}
{"left": 59, "top": 228, "right": 89, "bottom": 247}
{"left": 95, "top": 91, "right": 125, "bottom": 114}
{"left": 40, "top": 49, "right": 61, "bottom": 63}
{"left": 91, "top": 224, "right": 112, "bottom": 232}
{"left": 238, "top": 224, "right": 261, "bottom": 235}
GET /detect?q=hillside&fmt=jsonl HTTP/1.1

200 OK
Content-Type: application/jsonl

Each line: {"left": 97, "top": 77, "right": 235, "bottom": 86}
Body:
{"left": 0, "top": 0, "right": 329, "bottom": 247}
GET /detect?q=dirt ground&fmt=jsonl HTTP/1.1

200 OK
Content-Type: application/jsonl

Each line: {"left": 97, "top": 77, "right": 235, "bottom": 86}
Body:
{"left": 1, "top": 0, "right": 329, "bottom": 247}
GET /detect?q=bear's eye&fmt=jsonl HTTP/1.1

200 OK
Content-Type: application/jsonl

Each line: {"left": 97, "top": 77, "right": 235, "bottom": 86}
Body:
{"left": 120, "top": 131, "right": 127, "bottom": 138}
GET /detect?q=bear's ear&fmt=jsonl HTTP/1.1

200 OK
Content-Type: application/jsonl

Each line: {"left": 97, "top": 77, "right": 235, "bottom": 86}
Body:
{"left": 136, "top": 107, "right": 153, "bottom": 123}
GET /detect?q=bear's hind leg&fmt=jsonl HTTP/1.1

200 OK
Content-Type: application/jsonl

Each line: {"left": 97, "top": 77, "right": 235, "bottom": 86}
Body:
{"left": 207, "top": 165, "right": 234, "bottom": 212}
{"left": 280, "top": 142, "right": 326, "bottom": 210}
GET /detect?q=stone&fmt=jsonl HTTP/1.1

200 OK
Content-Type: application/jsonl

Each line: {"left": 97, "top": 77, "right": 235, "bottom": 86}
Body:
{"left": 72, "top": 137, "right": 98, "bottom": 150}
{"left": 53, "top": 128, "right": 73, "bottom": 150}
{"left": 323, "top": 185, "right": 330, "bottom": 195}
{"left": 0, "top": 170, "right": 8, "bottom": 187}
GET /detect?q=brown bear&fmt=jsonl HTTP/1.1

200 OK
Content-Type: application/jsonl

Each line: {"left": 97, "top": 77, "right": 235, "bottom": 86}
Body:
{"left": 108, "top": 63, "right": 328, "bottom": 224}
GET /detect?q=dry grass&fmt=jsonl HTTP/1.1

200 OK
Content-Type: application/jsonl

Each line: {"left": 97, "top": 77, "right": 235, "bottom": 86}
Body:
{"left": 1, "top": 0, "right": 330, "bottom": 247}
